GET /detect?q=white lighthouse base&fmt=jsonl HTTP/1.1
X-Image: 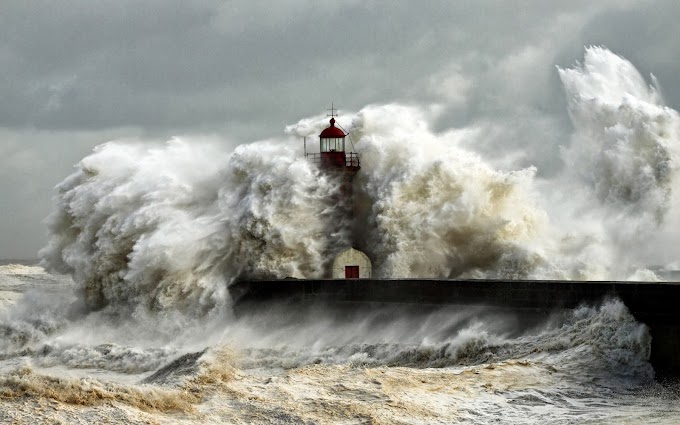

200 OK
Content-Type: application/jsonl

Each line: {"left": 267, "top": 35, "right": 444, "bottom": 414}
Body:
{"left": 332, "top": 247, "right": 372, "bottom": 279}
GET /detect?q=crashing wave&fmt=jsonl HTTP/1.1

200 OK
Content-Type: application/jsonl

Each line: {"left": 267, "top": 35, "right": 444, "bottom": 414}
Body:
{"left": 38, "top": 47, "right": 679, "bottom": 316}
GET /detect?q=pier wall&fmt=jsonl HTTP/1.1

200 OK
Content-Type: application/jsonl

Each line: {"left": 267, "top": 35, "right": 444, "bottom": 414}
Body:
{"left": 230, "top": 279, "right": 680, "bottom": 376}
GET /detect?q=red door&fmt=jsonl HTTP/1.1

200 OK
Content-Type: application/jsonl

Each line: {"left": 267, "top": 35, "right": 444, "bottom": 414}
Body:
{"left": 345, "top": 266, "right": 359, "bottom": 279}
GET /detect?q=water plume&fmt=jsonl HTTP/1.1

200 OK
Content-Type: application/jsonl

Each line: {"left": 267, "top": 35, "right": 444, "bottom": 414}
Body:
{"left": 348, "top": 104, "right": 546, "bottom": 279}
{"left": 556, "top": 46, "right": 680, "bottom": 271}
{"left": 40, "top": 138, "right": 345, "bottom": 316}
{"left": 559, "top": 46, "right": 680, "bottom": 221}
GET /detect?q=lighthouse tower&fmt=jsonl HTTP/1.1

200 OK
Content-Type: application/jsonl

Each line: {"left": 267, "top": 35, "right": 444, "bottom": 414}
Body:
{"left": 306, "top": 105, "right": 371, "bottom": 278}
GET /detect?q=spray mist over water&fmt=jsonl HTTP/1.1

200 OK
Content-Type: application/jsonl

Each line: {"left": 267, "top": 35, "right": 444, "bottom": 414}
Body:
{"left": 559, "top": 46, "right": 678, "bottom": 222}
{"left": 39, "top": 139, "right": 346, "bottom": 317}
{"left": 345, "top": 104, "right": 546, "bottom": 279}
{"left": 227, "top": 298, "right": 653, "bottom": 384}
{"left": 557, "top": 47, "right": 680, "bottom": 271}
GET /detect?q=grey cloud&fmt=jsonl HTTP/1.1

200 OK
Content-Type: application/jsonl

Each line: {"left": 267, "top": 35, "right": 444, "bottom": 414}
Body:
{"left": 0, "top": 1, "right": 635, "bottom": 131}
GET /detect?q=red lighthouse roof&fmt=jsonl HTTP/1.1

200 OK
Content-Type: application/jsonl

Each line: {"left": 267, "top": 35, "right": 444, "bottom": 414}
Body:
{"left": 319, "top": 117, "right": 346, "bottom": 138}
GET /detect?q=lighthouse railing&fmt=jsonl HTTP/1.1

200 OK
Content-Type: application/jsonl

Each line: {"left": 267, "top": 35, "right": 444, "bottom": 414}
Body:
{"left": 345, "top": 152, "right": 360, "bottom": 168}
{"left": 305, "top": 152, "right": 360, "bottom": 169}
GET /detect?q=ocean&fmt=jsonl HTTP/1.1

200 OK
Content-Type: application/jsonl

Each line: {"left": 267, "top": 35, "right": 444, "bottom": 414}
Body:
{"left": 1, "top": 264, "right": 680, "bottom": 424}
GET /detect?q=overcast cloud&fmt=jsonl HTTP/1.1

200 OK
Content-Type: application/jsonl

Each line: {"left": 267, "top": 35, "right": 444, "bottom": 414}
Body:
{"left": 1, "top": 0, "right": 679, "bottom": 258}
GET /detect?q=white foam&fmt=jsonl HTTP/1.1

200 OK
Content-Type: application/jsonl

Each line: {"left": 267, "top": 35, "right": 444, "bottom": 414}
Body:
{"left": 39, "top": 138, "right": 346, "bottom": 316}
{"left": 0, "top": 264, "right": 46, "bottom": 275}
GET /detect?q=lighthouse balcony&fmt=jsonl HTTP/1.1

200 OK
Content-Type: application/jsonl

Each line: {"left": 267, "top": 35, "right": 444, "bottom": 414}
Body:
{"left": 306, "top": 152, "right": 360, "bottom": 171}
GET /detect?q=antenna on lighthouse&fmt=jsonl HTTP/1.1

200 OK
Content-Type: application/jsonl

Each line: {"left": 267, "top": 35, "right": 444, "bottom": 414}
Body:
{"left": 327, "top": 102, "right": 338, "bottom": 118}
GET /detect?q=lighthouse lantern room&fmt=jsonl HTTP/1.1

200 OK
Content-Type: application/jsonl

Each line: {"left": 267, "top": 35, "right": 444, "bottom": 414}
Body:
{"left": 306, "top": 104, "right": 360, "bottom": 175}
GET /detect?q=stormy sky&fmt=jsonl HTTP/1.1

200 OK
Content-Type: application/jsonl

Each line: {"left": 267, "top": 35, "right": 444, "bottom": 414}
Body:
{"left": 1, "top": 0, "right": 679, "bottom": 259}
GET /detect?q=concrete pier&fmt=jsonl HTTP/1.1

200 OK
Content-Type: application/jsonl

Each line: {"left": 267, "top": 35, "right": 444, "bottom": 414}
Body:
{"left": 230, "top": 279, "right": 680, "bottom": 376}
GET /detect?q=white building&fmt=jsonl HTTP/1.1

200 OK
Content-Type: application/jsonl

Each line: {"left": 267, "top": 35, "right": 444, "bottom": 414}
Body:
{"left": 332, "top": 247, "right": 372, "bottom": 279}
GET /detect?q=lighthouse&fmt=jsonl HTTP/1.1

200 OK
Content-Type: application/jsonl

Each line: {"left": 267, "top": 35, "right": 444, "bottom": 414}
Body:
{"left": 305, "top": 105, "right": 371, "bottom": 278}
{"left": 306, "top": 105, "right": 360, "bottom": 175}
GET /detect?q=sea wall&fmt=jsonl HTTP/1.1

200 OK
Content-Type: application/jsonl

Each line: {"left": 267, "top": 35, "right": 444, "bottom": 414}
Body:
{"left": 230, "top": 279, "right": 680, "bottom": 376}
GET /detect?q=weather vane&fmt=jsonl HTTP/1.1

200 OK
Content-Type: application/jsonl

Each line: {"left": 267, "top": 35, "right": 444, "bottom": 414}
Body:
{"left": 326, "top": 102, "right": 338, "bottom": 118}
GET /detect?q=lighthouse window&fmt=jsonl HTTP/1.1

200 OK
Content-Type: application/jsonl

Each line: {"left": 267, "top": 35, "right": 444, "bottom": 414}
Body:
{"left": 330, "top": 138, "right": 343, "bottom": 151}
{"left": 320, "top": 137, "right": 345, "bottom": 152}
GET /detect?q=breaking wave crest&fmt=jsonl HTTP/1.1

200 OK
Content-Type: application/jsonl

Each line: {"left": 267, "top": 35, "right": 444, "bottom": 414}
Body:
{"left": 0, "top": 265, "right": 47, "bottom": 275}
{"left": 349, "top": 105, "right": 545, "bottom": 279}
{"left": 0, "top": 365, "right": 197, "bottom": 413}
{"left": 559, "top": 46, "right": 680, "bottom": 223}
{"left": 39, "top": 140, "right": 346, "bottom": 315}
{"left": 235, "top": 299, "right": 652, "bottom": 383}
{"left": 0, "top": 298, "right": 653, "bottom": 417}
{"left": 0, "top": 348, "right": 236, "bottom": 413}
{"left": 554, "top": 47, "right": 680, "bottom": 274}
